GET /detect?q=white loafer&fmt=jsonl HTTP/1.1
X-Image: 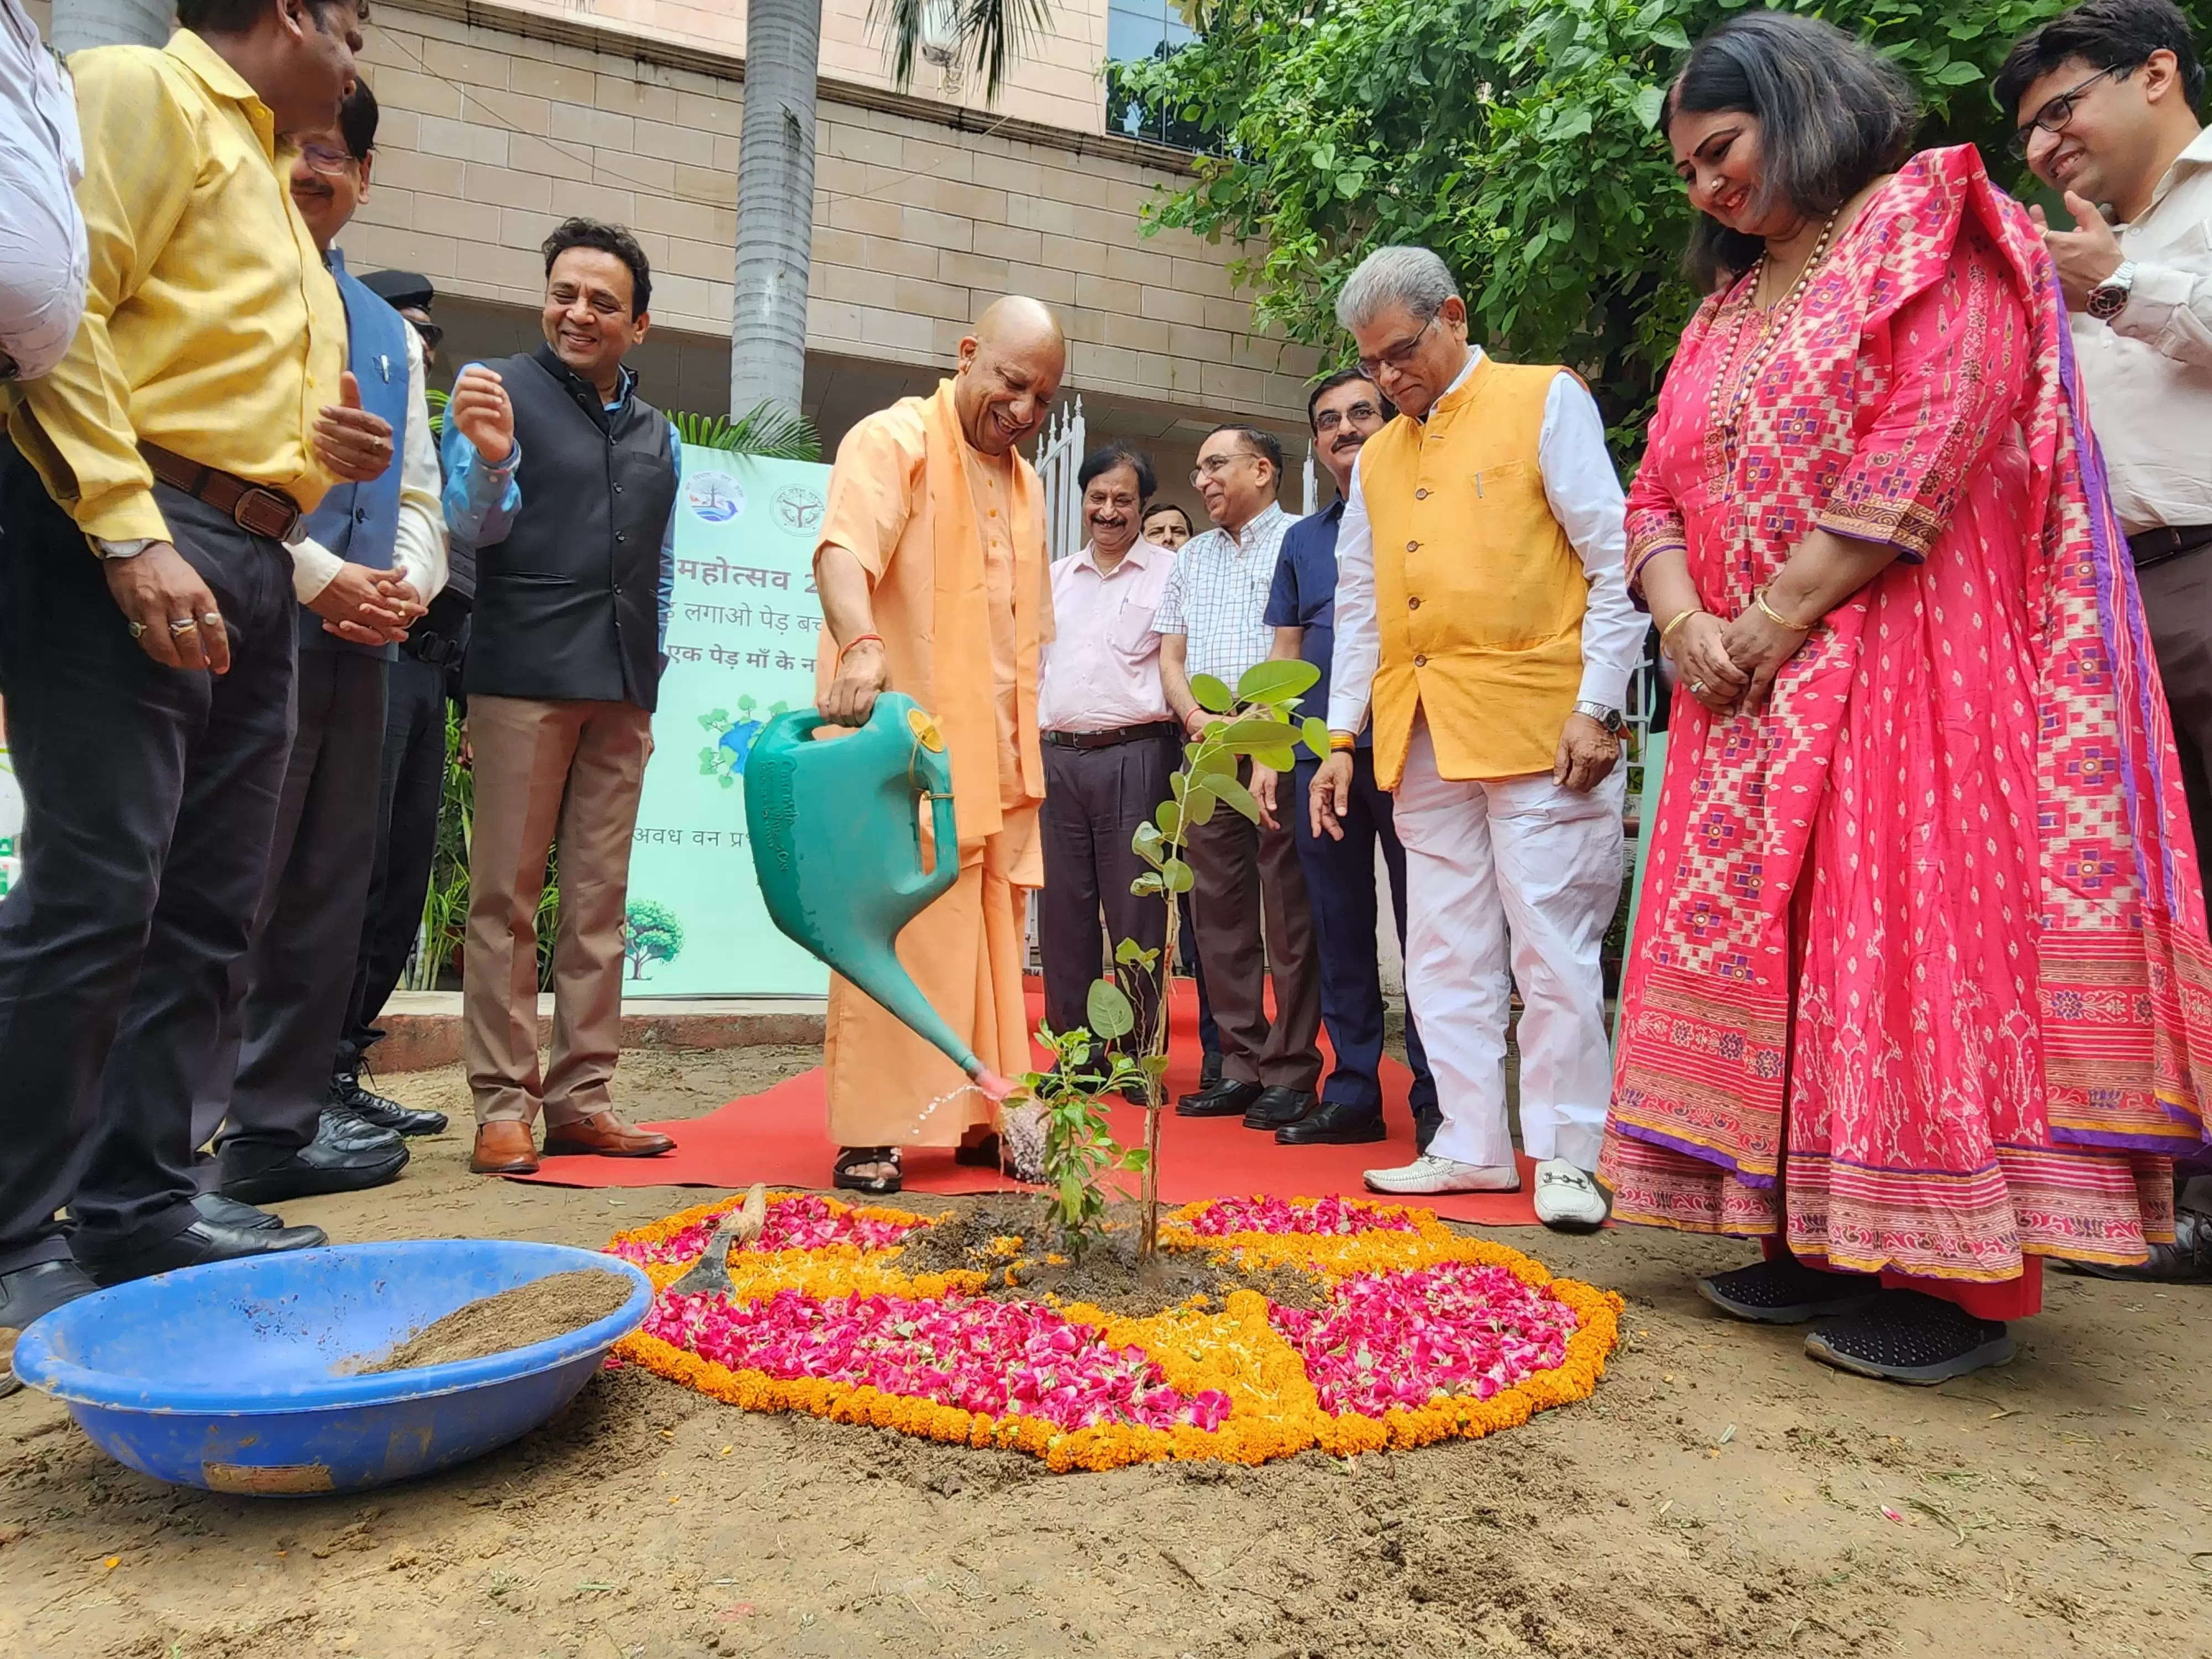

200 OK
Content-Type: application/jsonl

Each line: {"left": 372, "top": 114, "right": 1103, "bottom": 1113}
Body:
{"left": 1362, "top": 1154, "right": 1522, "bottom": 1196}
{"left": 1532, "top": 1159, "right": 1609, "bottom": 1231}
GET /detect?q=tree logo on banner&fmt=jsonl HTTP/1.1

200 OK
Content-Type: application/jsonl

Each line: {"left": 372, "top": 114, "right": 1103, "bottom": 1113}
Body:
{"left": 623, "top": 900, "right": 685, "bottom": 979}
{"left": 687, "top": 471, "right": 747, "bottom": 524}
{"left": 697, "top": 695, "right": 791, "bottom": 790}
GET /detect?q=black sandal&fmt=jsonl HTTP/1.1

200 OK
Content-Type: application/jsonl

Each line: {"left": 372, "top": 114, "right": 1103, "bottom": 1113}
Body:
{"left": 833, "top": 1146, "right": 902, "bottom": 1196}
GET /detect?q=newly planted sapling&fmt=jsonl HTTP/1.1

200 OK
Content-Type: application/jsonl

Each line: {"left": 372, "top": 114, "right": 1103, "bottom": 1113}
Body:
{"left": 1017, "top": 993, "right": 1152, "bottom": 1262}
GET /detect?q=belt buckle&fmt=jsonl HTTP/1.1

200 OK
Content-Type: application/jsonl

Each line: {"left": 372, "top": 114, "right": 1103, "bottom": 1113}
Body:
{"left": 231, "top": 486, "right": 299, "bottom": 542}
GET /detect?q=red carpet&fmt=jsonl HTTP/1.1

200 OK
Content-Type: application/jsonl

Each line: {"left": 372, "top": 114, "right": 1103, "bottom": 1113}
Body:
{"left": 514, "top": 982, "right": 1548, "bottom": 1226}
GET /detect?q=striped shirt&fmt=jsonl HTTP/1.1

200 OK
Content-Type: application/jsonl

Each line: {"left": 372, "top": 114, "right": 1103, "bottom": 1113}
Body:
{"left": 1151, "top": 501, "right": 1291, "bottom": 686}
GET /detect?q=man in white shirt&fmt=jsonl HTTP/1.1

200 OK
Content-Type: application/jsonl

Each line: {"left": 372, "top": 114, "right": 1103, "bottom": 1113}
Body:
{"left": 1036, "top": 445, "right": 1180, "bottom": 1070}
{"left": 0, "top": 0, "right": 86, "bottom": 383}
{"left": 1312, "top": 246, "right": 1642, "bottom": 1230}
{"left": 1154, "top": 426, "right": 1323, "bottom": 1131}
{"left": 2003, "top": 0, "right": 2212, "bottom": 1282}
{"left": 194, "top": 79, "right": 459, "bottom": 1213}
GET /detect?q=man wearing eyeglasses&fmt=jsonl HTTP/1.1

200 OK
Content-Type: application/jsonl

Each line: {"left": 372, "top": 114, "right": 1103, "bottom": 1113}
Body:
{"left": 1248, "top": 371, "right": 1441, "bottom": 1152}
{"left": 334, "top": 266, "right": 478, "bottom": 1137}
{"left": 1312, "top": 246, "right": 1641, "bottom": 1230}
{"left": 1154, "top": 424, "right": 1323, "bottom": 1131}
{"left": 0, "top": 0, "right": 396, "bottom": 1355}
{"left": 2000, "top": 0, "right": 2212, "bottom": 1284}
{"left": 198, "top": 75, "right": 464, "bottom": 1212}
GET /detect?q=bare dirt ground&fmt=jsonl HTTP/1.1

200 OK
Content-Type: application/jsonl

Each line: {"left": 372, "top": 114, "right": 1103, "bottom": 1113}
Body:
{"left": 3, "top": 1044, "right": 2208, "bottom": 1658}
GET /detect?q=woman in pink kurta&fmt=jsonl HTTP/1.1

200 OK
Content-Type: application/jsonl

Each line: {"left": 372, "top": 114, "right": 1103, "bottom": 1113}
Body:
{"left": 1601, "top": 13, "right": 2212, "bottom": 1384}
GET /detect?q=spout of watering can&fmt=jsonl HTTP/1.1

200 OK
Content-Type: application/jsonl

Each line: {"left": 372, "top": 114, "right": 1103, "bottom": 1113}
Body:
{"left": 966, "top": 1063, "right": 1021, "bottom": 1106}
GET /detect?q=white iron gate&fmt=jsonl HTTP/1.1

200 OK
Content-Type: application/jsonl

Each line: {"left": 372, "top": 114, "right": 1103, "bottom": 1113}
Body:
{"left": 1032, "top": 397, "right": 1087, "bottom": 563}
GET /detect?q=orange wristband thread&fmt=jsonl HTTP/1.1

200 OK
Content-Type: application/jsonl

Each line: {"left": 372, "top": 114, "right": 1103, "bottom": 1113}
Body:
{"left": 839, "top": 632, "right": 884, "bottom": 660}
{"left": 1329, "top": 733, "right": 1357, "bottom": 753}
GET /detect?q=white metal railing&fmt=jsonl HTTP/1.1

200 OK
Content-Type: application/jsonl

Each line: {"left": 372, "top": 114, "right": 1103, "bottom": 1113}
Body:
{"left": 1034, "top": 397, "right": 1087, "bottom": 562}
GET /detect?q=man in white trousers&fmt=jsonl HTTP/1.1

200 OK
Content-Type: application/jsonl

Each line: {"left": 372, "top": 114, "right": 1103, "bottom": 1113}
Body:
{"left": 1308, "top": 246, "right": 1641, "bottom": 1232}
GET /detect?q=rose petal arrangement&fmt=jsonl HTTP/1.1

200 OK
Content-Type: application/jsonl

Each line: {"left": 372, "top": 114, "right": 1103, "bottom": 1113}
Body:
{"left": 606, "top": 1193, "right": 1622, "bottom": 1473}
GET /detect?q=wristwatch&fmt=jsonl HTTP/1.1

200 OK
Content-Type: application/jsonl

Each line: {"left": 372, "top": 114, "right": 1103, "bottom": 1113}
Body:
{"left": 1573, "top": 700, "right": 1626, "bottom": 735}
{"left": 2088, "top": 260, "right": 2137, "bottom": 321}
{"left": 91, "top": 537, "right": 154, "bottom": 560}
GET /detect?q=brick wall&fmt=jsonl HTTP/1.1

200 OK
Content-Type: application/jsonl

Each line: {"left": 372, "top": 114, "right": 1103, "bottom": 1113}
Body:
{"left": 349, "top": 0, "right": 1318, "bottom": 426}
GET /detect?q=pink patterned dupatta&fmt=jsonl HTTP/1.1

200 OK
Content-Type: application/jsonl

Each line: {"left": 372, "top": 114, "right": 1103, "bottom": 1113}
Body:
{"left": 1600, "top": 148, "right": 2212, "bottom": 1279}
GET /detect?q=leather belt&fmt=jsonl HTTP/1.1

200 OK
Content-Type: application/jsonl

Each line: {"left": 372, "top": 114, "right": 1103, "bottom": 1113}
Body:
{"left": 404, "top": 627, "right": 466, "bottom": 670}
{"left": 1041, "top": 721, "right": 1178, "bottom": 751}
{"left": 139, "top": 442, "right": 302, "bottom": 542}
{"left": 2127, "top": 524, "right": 2212, "bottom": 570}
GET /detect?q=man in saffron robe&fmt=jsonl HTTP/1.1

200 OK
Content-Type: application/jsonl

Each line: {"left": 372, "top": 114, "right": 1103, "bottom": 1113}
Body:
{"left": 812, "top": 297, "right": 1063, "bottom": 1196}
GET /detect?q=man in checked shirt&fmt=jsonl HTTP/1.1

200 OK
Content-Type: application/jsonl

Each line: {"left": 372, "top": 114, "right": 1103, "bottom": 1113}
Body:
{"left": 1153, "top": 425, "right": 1323, "bottom": 1135}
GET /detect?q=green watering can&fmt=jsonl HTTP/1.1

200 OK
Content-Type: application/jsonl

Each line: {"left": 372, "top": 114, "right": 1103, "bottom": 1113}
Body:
{"left": 744, "top": 691, "right": 1016, "bottom": 1103}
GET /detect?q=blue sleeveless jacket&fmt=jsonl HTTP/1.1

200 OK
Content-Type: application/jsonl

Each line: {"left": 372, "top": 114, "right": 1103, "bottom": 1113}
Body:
{"left": 298, "top": 248, "right": 411, "bottom": 659}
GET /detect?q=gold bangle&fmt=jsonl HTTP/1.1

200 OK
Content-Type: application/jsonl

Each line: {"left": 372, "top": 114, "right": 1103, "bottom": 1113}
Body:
{"left": 1658, "top": 607, "right": 1702, "bottom": 643}
{"left": 1754, "top": 586, "right": 1814, "bottom": 633}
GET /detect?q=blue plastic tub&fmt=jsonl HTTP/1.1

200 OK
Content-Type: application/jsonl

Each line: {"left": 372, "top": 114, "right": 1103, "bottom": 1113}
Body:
{"left": 10, "top": 1239, "right": 653, "bottom": 1495}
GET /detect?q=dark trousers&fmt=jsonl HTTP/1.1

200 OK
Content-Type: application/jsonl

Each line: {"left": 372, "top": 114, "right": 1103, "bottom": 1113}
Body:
{"left": 1186, "top": 756, "right": 1322, "bottom": 1091}
{"left": 0, "top": 451, "right": 295, "bottom": 1271}
{"left": 1290, "top": 752, "right": 1440, "bottom": 1140}
{"left": 343, "top": 652, "right": 450, "bottom": 1056}
{"left": 201, "top": 649, "right": 388, "bottom": 1177}
{"left": 1040, "top": 735, "right": 1172, "bottom": 1050}
{"left": 2142, "top": 549, "right": 2212, "bottom": 907}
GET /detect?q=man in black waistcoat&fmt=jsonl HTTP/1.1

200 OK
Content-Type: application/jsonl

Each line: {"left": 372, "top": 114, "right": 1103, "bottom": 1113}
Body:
{"left": 441, "top": 219, "right": 682, "bottom": 1177}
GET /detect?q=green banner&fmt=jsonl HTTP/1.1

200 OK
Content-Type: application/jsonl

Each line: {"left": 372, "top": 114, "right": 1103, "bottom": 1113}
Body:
{"left": 625, "top": 448, "right": 834, "bottom": 997}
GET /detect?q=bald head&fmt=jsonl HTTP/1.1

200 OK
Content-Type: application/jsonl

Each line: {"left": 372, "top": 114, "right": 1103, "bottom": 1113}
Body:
{"left": 954, "top": 295, "right": 1066, "bottom": 456}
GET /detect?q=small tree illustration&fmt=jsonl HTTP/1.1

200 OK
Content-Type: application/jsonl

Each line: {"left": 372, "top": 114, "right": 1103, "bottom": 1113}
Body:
{"left": 623, "top": 900, "right": 685, "bottom": 980}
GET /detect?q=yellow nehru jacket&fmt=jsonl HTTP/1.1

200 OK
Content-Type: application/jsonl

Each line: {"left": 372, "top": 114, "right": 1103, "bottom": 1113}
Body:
{"left": 1360, "top": 357, "right": 1587, "bottom": 789}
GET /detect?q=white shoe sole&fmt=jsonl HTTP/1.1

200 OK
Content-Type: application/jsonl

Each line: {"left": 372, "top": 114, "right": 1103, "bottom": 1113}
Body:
{"left": 1363, "top": 1173, "right": 1522, "bottom": 1196}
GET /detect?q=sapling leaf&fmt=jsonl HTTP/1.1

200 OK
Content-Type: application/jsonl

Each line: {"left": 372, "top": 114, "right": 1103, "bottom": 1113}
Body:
{"left": 1132, "top": 872, "right": 1166, "bottom": 896}
{"left": 1162, "top": 858, "right": 1196, "bottom": 893}
{"left": 1237, "top": 658, "right": 1320, "bottom": 703}
{"left": 1213, "top": 773, "right": 1262, "bottom": 823}
{"left": 1132, "top": 821, "right": 1166, "bottom": 867}
{"left": 1087, "top": 979, "right": 1136, "bottom": 1040}
{"left": 1183, "top": 785, "right": 1218, "bottom": 825}
{"left": 1190, "top": 672, "right": 1235, "bottom": 713}
{"left": 1156, "top": 800, "right": 1182, "bottom": 838}
{"left": 1302, "top": 716, "right": 1332, "bottom": 755}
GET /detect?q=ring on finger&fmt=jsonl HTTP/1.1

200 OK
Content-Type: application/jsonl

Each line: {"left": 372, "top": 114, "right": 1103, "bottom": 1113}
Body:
{"left": 168, "top": 617, "right": 199, "bottom": 636}
{"left": 200, "top": 611, "right": 222, "bottom": 628}
{"left": 128, "top": 619, "right": 147, "bottom": 640}
{"left": 1691, "top": 678, "right": 1708, "bottom": 695}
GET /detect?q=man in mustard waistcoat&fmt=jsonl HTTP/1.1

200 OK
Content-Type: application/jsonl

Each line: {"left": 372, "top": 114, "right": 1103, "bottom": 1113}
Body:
{"left": 1308, "top": 246, "right": 1644, "bottom": 1232}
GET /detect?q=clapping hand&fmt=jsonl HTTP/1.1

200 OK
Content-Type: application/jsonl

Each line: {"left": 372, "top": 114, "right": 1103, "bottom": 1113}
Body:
{"left": 450, "top": 364, "right": 514, "bottom": 463}
{"left": 314, "top": 372, "right": 397, "bottom": 483}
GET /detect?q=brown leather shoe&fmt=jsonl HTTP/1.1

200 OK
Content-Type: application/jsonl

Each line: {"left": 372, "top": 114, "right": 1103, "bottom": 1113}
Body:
{"left": 541, "top": 1111, "right": 675, "bottom": 1159}
{"left": 469, "top": 1121, "right": 541, "bottom": 1175}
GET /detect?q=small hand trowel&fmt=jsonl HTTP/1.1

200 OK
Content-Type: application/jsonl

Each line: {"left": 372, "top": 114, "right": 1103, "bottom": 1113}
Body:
{"left": 667, "top": 1182, "right": 769, "bottom": 1296}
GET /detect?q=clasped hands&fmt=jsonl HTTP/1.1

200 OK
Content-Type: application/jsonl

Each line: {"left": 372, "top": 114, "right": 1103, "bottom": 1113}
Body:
{"left": 1669, "top": 597, "right": 1811, "bottom": 717}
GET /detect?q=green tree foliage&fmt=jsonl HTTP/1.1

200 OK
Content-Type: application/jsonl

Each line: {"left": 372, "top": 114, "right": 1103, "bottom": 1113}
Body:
{"left": 1123, "top": 0, "right": 2212, "bottom": 441}
{"left": 624, "top": 900, "right": 687, "bottom": 979}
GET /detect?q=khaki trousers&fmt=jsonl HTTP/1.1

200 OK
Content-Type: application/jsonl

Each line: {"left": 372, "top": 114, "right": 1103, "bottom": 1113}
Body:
{"left": 463, "top": 694, "right": 654, "bottom": 1128}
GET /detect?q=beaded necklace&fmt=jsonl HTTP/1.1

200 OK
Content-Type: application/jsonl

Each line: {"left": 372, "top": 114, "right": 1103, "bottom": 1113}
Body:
{"left": 1707, "top": 209, "right": 1841, "bottom": 445}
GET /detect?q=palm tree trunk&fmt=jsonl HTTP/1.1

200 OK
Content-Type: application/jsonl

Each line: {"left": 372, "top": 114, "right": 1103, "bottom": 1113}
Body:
{"left": 49, "top": 0, "right": 173, "bottom": 53}
{"left": 729, "top": 0, "right": 821, "bottom": 419}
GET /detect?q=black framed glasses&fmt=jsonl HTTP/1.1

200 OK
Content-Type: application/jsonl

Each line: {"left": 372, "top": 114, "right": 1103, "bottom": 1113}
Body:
{"left": 2009, "top": 64, "right": 2127, "bottom": 158}
{"left": 1355, "top": 314, "right": 1439, "bottom": 380}
{"left": 1313, "top": 400, "right": 1383, "bottom": 434}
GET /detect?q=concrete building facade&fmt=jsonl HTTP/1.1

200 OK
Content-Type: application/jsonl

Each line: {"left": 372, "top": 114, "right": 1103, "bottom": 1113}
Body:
{"left": 327, "top": 0, "right": 1322, "bottom": 508}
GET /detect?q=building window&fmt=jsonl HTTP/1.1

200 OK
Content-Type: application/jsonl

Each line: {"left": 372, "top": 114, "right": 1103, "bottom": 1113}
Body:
{"left": 1104, "top": 0, "right": 1207, "bottom": 149}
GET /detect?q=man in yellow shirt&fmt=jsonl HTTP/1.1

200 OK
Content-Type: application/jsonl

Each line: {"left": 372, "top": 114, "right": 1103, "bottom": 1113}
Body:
{"left": 811, "top": 296, "right": 1063, "bottom": 1196}
{"left": 0, "top": 0, "right": 389, "bottom": 1369}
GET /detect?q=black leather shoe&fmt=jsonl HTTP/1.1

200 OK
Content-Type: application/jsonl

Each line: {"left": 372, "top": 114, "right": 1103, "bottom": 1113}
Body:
{"left": 77, "top": 1218, "right": 327, "bottom": 1288}
{"left": 1199, "top": 1051, "right": 1224, "bottom": 1089}
{"left": 219, "top": 1132, "right": 409, "bottom": 1206}
{"left": 192, "top": 1191, "right": 283, "bottom": 1232}
{"left": 1176, "top": 1078, "right": 1262, "bottom": 1118}
{"left": 1242, "top": 1086, "right": 1316, "bottom": 1130}
{"left": 1276, "top": 1101, "right": 1388, "bottom": 1146}
{"left": 331, "top": 1066, "right": 448, "bottom": 1137}
{"left": 319, "top": 1105, "right": 406, "bottom": 1154}
{"left": 0, "top": 1260, "right": 98, "bottom": 1397}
